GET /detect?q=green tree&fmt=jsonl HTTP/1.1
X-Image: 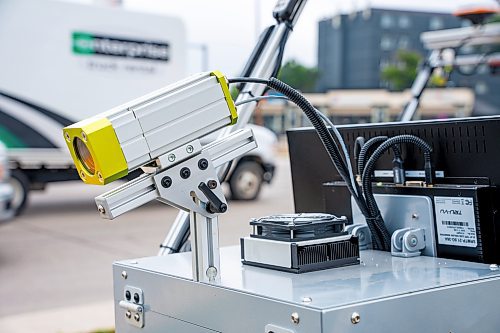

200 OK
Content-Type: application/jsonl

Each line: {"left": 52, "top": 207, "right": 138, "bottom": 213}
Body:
{"left": 381, "top": 50, "right": 421, "bottom": 91}
{"left": 278, "top": 60, "right": 319, "bottom": 92}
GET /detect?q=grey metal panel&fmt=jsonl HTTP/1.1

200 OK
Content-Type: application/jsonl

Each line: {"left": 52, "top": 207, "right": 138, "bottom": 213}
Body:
{"left": 352, "top": 194, "right": 437, "bottom": 256}
{"left": 115, "top": 306, "right": 221, "bottom": 333}
{"left": 116, "top": 247, "right": 499, "bottom": 310}
{"left": 321, "top": 277, "right": 500, "bottom": 332}
{"left": 113, "top": 247, "right": 500, "bottom": 332}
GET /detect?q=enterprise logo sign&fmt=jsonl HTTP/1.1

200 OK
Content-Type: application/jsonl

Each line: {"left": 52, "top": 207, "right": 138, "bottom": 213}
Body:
{"left": 72, "top": 32, "right": 169, "bottom": 62}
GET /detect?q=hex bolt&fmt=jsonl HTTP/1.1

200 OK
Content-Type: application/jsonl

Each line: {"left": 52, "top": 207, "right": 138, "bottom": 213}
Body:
{"left": 207, "top": 180, "right": 218, "bottom": 189}
{"left": 121, "top": 271, "right": 127, "bottom": 279}
{"left": 180, "top": 167, "right": 191, "bottom": 179}
{"left": 198, "top": 158, "right": 209, "bottom": 170}
{"left": 125, "top": 311, "right": 131, "bottom": 319}
{"left": 167, "top": 154, "right": 176, "bottom": 162}
{"left": 161, "top": 176, "right": 172, "bottom": 188}
{"left": 133, "top": 293, "right": 140, "bottom": 303}
{"left": 291, "top": 312, "right": 300, "bottom": 324}
{"left": 97, "top": 205, "right": 106, "bottom": 214}
{"left": 351, "top": 312, "right": 361, "bottom": 324}
{"left": 134, "top": 313, "right": 140, "bottom": 322}
{"left": 186, "top": 145, "right": 194, "bottom": 154}
{"left": 125, "top": 290, "right": 131, "bottom": 301}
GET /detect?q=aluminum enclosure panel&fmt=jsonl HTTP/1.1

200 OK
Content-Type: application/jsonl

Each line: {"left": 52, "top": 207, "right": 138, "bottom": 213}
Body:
{"left": 113, "top": 247, "right": 500, "bottom": 333}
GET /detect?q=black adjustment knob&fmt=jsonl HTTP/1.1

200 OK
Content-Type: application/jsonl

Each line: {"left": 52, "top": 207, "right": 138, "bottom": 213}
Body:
{"left": 198, "top": 182, "right": 227, "bottom": 214}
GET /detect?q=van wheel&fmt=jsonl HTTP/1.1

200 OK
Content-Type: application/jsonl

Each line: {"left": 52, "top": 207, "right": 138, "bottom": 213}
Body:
{"left": 229, "top": 161, "right": 263, "bottom": 201}
{"left": 9, "top": 170, "right": 30, "bottom": 216}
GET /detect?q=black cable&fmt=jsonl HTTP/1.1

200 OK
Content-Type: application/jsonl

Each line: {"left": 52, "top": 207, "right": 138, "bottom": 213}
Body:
{"left": 228, "top": 77, "right": 270, "bottom": 85}
{"left": 228, "top": 77, "right": 383, "bottom": 248}
{"left": 357, "top": 136, "right": 402, "bottom": 177}
{"left": 361, "top": 135, "right": 433, "bottom": 250}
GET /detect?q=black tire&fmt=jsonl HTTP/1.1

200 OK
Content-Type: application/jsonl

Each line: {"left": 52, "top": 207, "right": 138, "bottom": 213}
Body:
{"left": 229, "top": 161, "right": 264, "bottom": 201}
{"left": 9, "top": 170, "right": 30, "bottom": 216}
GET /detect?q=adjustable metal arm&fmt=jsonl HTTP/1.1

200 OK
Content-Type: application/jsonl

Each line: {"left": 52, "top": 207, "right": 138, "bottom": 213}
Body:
{"left": 398, "top": 23, "right": 500, "bottom": 122}
{"left": 95, "top": 129, "right": 256, "bottom": 283}
{"left": 159, "top": 0, "right": 308, "bottom": 256}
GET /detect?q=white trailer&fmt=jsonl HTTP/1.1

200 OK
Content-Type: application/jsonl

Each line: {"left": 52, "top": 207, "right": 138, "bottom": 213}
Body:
{"left": 0, "top": 0, "right": 187, "bottom": 214}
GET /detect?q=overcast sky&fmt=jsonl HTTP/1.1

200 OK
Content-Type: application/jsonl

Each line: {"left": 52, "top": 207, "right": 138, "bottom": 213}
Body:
{"left": 107, "top": 0, "right": 498, "bottom": 75}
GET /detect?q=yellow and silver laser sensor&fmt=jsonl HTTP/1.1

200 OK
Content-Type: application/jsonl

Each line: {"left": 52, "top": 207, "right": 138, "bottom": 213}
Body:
{"left": 63, "top": 71, "right": 238, "bottom": 185}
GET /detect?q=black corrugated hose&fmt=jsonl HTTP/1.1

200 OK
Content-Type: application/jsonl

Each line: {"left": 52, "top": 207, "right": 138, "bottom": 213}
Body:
{"left": 357, "top": 136, "right": 402, "bottom": 176}
{"left": 228, "top": 76, "right": 387, "bottom": 249}
{"left": 361, "top": 135, "right": 433, "bottom": 250}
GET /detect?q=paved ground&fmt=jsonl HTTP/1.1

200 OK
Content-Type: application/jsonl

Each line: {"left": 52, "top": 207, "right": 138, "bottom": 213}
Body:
{"left": 0, "top": 157, "right": 294, "bottom": 332}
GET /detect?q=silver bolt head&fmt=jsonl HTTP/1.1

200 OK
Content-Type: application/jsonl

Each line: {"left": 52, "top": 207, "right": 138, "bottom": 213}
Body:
{"left": 409, "top": 235, "right": 418, "bottom": 247}
{"left": 351, "top": 312, "right": 361, "bottom": 324}
{"left": 412, "top": 213, "right": 419, "bottom": 219}
{"left": 121, "top": 271, "right": 128, "bottom": 279}
{"left": 167, "top": 154, "right": 176, "bottom": 162}
{"left": 206, "top": 266, "right": 218, "bottom": 281}
{"left": 97, "top": 205, "right": 105, "bottom": 214}
{"left": 302, "top": 296, "right": 312, "bottom": 303}
{"left": 134, "top": 313, "right": 140, "bottom": 322}
{"left": 186, "top": 145, "right": 194, "bottom": 153}
{"left": 490, "top": 264, "right": 499, "bottom": 271}
{"left": 291, "top": 312, "right": 300, "bottom": 324}
{"left": 125, "top": 311, "right": 131, "bottom": 319}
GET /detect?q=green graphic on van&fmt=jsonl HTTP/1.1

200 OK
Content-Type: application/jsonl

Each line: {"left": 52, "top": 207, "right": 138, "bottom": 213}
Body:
{"left": 72, "top": 31, "right": 169, "bottom": 62}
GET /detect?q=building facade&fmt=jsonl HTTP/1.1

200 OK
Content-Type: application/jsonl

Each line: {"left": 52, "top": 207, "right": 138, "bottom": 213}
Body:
{"left": 317, "top": 8, "right": 499, "bottom": 115}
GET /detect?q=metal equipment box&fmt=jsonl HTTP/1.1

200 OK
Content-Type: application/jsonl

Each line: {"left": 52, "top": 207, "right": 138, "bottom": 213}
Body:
{"left": 113, "top": 246, "right": 500, "bottom": 333}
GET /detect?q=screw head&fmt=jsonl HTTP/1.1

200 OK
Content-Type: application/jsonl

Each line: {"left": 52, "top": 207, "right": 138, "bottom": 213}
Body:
{"left": 180, "top": 167, "right": 191, "bottom": 179}
{"left": 134, "top": 313, "right": 140, "bottom": 322}
{"left": 125, "top": 311, "right": 131, "bottom": 319}
{"left": 161, "top": 176, "right": 172, "bottom": 188}
{"left": 198, "top": 158, "right": 209, "bottom": 170}
{"left": 207, "top": 179, "right": 218, "bottom": 189}
{"left": 97, "top": 172, "right": 103, "bottom": 183}
{"left": 121, "top": 271, "right": 127, "bottom": 279}
{"left": 302, "top": 296, "right": 312, "bottom": 303}
{"left": 186, "top": 145, "right": 194, "bottom": 154}
{"left": 167, "top": 154, "right": 176, "bottom": 162}
{"left": 291, "top": 312, "right": 300, "bottom": 324}
{"left": 490, "top": 264, "right": 499, "bottom": 271}
{"left": 412, "top": 213, "right": 419, "bottom": 220}
{"left": 64, "top": 132, "right": 71, "bottom": 142}
{"left": 409, "top": 235, "right": 418, "bottom": 247}
{"left": 81, "top": 131, "right": 87, "bottom": 142}
{"left": 97, "top": 205, "right": 106, "bottom": 214}
{"left": 351, "top": 312, "right": 361, "bottom": 324}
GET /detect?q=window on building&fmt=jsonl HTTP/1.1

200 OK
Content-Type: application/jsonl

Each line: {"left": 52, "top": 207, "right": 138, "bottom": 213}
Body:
{"left": 362, "top": 8, "right": 372, "bottom": 20}
{"left": 380, "top": 14, "right": 394, "bottom": 28}
{"left": 398, "top": 15, "right": 411, "bottom": 28}
{"left": 429, "top": 17, "right": 444, "bottom": 30}
{"left": 331, "top": 15, "right": 341, "bottom": 29}
{"left": 380, "top": 35, "right": 395, "bottom": 50}
{"left": 475, "top": 81, "right": 488, "bottom": 95}
{"left": 379, "top": 58, "right": 390, "bottom": 69}
{"left": 398, "top": 36, "right": 410, "bottom": 49}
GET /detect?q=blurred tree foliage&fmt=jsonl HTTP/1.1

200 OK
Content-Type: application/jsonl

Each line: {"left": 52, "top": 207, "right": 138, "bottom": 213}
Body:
{"left": 278, "top": 60, "right": 319, "bottom": 92}
{"left": 381, "top": 50, "right": 421, "bottom": 91}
